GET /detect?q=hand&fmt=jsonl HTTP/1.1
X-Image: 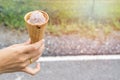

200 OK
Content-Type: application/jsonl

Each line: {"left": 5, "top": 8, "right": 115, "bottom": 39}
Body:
{"left": 0, "top": 39, "right": 44, "bottom": 75}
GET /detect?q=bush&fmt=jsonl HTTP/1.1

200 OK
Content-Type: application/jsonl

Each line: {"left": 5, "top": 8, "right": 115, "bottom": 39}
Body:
{"left": 0, "top": 0, "right": 45, "bottom": 29}
{"left": 0, "top": 0, "right": 120, "bottom": 36}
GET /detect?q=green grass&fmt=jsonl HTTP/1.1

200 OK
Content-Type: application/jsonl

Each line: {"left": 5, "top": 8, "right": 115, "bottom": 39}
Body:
{"left": 0, "top": 0, "right": 47, "bottom": 29}
{"left": 0, "top": 0, "right": 120, "bottom": 37}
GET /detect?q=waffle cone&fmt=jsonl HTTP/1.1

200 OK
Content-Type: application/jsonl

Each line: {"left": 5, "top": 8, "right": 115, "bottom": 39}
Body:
{"left": 24, "top": 10, "right": 49, "bottom": 43}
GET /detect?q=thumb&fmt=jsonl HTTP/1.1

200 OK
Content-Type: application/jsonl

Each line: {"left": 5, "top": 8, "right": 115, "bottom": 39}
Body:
{"left": 21, "top": 63, "right": 40, "bottom": 75}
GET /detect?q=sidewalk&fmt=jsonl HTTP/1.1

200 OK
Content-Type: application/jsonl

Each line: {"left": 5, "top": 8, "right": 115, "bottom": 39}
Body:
{"left": 0, "top": 58, "right": 120, "bottom": 80}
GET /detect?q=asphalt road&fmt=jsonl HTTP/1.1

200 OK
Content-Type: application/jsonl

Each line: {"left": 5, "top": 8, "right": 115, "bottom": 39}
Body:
{"left": 0, "top": 59, "right": 120, "bottom": 80}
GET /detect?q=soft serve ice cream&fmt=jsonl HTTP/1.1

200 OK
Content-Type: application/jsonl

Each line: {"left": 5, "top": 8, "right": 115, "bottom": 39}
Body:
{"left": 28, "top": 11, "right": 46, "bottom": 24}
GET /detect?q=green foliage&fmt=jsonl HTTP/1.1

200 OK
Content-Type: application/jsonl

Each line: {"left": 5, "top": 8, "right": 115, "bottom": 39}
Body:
{"left": 113, "top": 19, "right": 120, "bottom": 30}
{"left": 0, "top": 0, "right": 120, "bottom": 36}
{"left": 103, "top": 25, "right": 112, "bottom": 35}
{"left": 0, "top": 0, "right": 45, "bottom": 29}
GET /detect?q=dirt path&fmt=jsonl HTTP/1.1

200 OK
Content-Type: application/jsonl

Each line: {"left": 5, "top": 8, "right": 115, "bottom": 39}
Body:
{"left": 0, "top": 26, "right": 120, "bottom": 56}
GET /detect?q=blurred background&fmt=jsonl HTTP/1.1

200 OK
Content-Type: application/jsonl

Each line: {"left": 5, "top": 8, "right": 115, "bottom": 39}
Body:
{"left": 0, "top": 0, "right": 120, "bottom": 35}
{"left": 0, "top": 0, "right": 120, "bottom": 55}
{"left": 0, "top": 1, "right": 120, "bottom": 80}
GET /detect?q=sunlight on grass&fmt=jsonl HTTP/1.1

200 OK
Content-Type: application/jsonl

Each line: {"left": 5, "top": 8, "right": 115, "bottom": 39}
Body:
{"left": 0, "top": 0, "right": 120, "bottom": 37}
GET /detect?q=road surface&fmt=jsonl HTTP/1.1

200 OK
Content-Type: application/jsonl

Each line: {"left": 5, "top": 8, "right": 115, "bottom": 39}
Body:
{"left": 0, "top": 59, "right": 120, "bottom": 80}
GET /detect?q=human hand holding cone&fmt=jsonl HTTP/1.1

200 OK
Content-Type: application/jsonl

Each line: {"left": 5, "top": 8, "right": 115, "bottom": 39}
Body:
{"left": 24, "top": 10, "right": 49, "bottom": 43}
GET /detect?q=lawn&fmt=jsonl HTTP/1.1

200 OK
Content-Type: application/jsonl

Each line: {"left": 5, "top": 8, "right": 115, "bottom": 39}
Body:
{"left": 0, "top": 0, "right": 120, "bottom": 37}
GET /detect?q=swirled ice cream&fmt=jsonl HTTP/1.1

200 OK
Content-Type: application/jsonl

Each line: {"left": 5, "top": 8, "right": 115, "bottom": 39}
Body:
{"left": 28, "top": 11, "right": 46, "bottom": 24}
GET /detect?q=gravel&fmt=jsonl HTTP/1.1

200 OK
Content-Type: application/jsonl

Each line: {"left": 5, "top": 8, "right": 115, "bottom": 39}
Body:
{"left": 0, "top": 26, "right": 120, "bottom": 56}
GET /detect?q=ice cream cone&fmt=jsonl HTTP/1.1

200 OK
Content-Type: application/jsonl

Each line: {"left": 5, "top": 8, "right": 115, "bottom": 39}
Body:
{"left": 24, "top": 10, "right": 49, "bottom": 43}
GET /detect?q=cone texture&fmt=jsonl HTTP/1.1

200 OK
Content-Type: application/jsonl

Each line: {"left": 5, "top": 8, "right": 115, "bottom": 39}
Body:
{"left": 24, "top": 10, "right": 49, "bottom": 43}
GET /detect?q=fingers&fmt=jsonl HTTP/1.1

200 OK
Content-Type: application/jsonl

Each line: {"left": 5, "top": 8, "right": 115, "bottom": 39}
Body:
{"left": 23, "top": 44, "right": 44, "bottom": 66}
{"left": 22, "top": 56, "right": 40, "bottom": 67}
{"left": 31, "top": 39, "right": 44, "bottom": 49}
{"left": 38, "top": 44, "right": 45, "bottom": 56}
{"left": 29, "top": 44, "right": 45, "bottom": 59}
{"left": 21, "top": 63, "right": 40, "bottom": 75}
{"left": 24, "top": 51, "right": 42, "bottom": 66}
{"left": 19, "top": 39, "right": 44, "bottom": 75}
{"left": 22, "top": 39, "right": 44, "bottom": 53}
{"left": 21, "top": 45, "right": 36, "bottom": 53}
{"left": 19, "top": 42, "right": 45, "bottom": 69}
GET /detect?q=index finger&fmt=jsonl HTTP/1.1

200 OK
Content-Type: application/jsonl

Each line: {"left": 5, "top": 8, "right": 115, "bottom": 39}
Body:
{"left": 21, "top": 39, "right": 44, "bottom": 53}
{"left": 21, "top": 45, "right": 36, "bottom": 53}
{"left": 31, "top": 39, "right": 44, "bottom": 49}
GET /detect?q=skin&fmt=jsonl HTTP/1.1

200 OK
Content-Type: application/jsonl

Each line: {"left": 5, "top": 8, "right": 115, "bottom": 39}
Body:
{"left": 0, "top": 39, "right": 44, "bottom": 75}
